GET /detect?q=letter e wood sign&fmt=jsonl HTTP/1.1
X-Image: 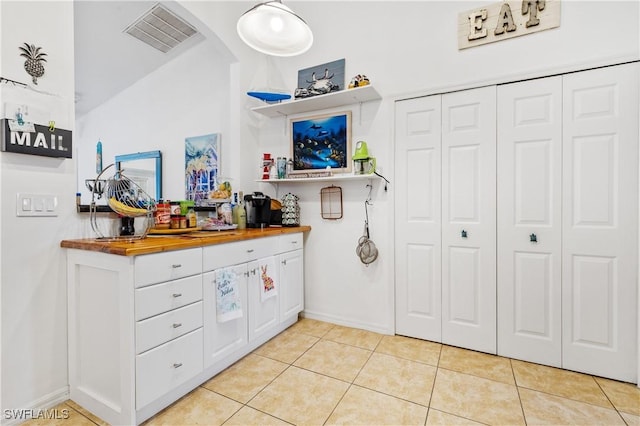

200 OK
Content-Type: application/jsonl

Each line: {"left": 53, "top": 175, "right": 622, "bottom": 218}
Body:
{"left": 458, "top": 0, "right": 560, "bottom": 49}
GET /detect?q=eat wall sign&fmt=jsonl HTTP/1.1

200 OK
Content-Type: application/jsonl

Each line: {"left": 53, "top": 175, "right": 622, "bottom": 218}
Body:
{"left": 458, "top": 0, "right": 560, "bottom": 50}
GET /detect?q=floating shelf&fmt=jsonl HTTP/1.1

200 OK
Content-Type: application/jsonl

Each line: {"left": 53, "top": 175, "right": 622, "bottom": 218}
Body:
{"left": 250, "top": 85, "right": 382, "bottom": 118}
{"left": 256, "top": 174, "right": 379, "bottom": 184}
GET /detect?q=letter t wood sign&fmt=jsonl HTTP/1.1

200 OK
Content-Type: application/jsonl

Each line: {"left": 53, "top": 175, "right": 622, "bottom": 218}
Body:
{"left": 458, "top": 0, "right": 560, "bottom": 50}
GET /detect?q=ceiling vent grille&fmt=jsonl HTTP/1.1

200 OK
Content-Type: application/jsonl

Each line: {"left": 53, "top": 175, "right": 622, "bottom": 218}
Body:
{"left": 124, "top": 4, "right": 198, "bottom": 53}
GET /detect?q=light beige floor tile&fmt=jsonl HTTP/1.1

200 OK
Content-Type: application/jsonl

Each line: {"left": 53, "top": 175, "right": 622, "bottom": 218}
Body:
{"left": 621, "top": 411, "right": 640, "bottom": 425}
{"left": 376, "top": 334, "right": 441, "bottom": 366}
{"left": 222, "top": 405, "right": 291, "bottom": 425}
{"left": 325, "top": 385, "right": 428, "bottom": 425}
{"left": 512, "top": 359, "right": 612, "bottom": 408}
{"left": 289, "top": 317, "right": 335, "bottom": 337}
{"left": 253, "top": 329, "right": 319, "bottom": 364}
{"left": 144, "top": 387, "right": 242, "bottom": 426}
{"left": 425, "top": 408, "right": 484, "bottom": 425}
{"left": 202, "top": 354, "right": 289, "bottom": 403}
{"left": 519, "top": 387, "right": 625, "bottom": 425}
{"left": 20, "top": 403, "right": 96, "bottom": 426}
{"left": 439, "top": 345, "right": 514, "bottom": 384}
{"left": 293, "top": 339, "right": 371, "bottom": 382}
{"left": 322, "top": 324, "right": 383, "bottom": 350}
{"left": 248, "top": 366, "right": 349, "bottom": 425}
{"left": 64, "top": 400, "right": 109, "bottom": 425}
{"left": 595, "top": 376, "right": 640, "bottom": 416}
{"left": 430, "top": 368, "right": 525, "bottom": 425}
{"left": 354, "top": 352, "right": 436, "bottom": 406}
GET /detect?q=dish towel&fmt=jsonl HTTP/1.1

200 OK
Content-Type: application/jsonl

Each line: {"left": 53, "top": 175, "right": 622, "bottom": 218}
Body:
{"left": 215, "top": 267, "right": 243, "bottom": 323}
{"left": 259, "top": 257, "right": 278, "bottom": 302}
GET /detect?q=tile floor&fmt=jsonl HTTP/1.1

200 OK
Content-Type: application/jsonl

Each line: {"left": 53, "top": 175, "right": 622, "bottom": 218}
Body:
{"left": 30, "top": 318, "right": 640, "bottom": 425}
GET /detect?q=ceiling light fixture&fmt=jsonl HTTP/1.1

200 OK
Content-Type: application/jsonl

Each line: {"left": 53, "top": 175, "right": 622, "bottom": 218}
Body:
{"left": 237, "top": 1, "right": 313, "bottom": 57}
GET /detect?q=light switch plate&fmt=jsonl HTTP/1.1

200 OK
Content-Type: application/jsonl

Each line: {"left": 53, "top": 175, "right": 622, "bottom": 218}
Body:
{"left": 16, "top": 193, "right": 58, "bottom": 217}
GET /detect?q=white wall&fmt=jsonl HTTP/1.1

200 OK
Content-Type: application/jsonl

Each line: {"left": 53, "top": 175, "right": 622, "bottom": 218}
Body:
{"left": 0, "top": 0, "right": 76, "bottom": 418}
{"left": 188, "top": 0, "right": 639, "bottom": 333}
{"left": 76, "top": 40, "right": 232, "bottom": 218}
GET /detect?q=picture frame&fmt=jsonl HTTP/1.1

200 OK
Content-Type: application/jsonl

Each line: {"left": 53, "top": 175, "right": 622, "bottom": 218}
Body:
{"left": 185, "top": 133, "right": 221, "bottom": 201}
{"left": 294, "top": 58, "right": 345, "bottom": 99}
{"left": 290, "top": 111, "right": 352, "bottom": 174}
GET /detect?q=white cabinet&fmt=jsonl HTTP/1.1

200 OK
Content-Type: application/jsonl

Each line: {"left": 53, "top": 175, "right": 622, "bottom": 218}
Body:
{"left": 395, "top": 62, "right": 638, "bottom": 382}
{"left": 67, "top": 232, "right": 306, "bottom": 425}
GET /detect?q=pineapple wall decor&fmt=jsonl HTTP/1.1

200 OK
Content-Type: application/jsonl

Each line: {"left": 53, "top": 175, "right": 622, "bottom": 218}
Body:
{"left": 19, "top": 43, "right": 47, "bottom": 85}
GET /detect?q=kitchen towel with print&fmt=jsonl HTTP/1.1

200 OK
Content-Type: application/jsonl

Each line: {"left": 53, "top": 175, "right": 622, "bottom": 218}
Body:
{"left": 259, "top": 257, "right": 278, "bottom": 302}
{"left": 215, "top": 267, "right": 243, "bottom": 322}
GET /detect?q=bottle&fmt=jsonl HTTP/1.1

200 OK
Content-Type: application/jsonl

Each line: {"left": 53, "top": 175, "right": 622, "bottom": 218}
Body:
{"left": 237, "top": 196, "right": 246, "bottom": 230}
{"left": 96, "top": 140, "right": 103, "bottom": 174}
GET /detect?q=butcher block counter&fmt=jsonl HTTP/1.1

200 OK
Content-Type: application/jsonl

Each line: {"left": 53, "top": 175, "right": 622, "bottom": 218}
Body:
{"left": 60, "top": 225, "right": 311, "bottom": 256}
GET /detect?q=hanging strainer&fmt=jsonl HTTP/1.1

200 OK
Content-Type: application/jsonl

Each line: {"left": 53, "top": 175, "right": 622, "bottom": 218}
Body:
{"left": 356, "top": 199, "right": 378, "bottom": 265}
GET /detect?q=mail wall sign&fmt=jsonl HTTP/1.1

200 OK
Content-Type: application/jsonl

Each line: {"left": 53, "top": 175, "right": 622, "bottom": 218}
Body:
{"left": 458, "top": 0, "right": 560, "bottom": 50}
{"left": 1, "top": 119, "right": 72, "bottom": 158}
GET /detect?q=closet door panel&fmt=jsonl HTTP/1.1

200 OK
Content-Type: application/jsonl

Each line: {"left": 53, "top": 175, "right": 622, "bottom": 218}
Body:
{"left": 395, "top": 95, "right": 442, "bottom": 341}
{"left": 497, "top": 77, "right": 562, "bottom": 366}
{"left": 562, "top": 63, "right": 638, "bottom": 383}
{"left": 442, "top": 86, "right": 496, "bottom": 354}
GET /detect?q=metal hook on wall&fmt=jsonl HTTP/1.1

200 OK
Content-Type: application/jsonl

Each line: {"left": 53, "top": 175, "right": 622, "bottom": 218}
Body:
{"left": 365, "top": 183, "right": 373, "bottom": 206}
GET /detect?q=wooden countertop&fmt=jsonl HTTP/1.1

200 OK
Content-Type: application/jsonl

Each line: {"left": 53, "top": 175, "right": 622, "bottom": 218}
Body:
{"left": 60, "top": 226, "right": 311, "bottom": 256}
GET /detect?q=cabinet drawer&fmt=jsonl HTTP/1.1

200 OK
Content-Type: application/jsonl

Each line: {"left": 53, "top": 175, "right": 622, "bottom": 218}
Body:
{"left": 135, "top": 248, "right": 202, "bottom": 288}
{"left": 279, "top": 232, "right": 303, "bottom": 253}
{"left": 135, "top": 275, "right": 202, "bottom": 321}
{"left": 203, "top": 237, "right": 277, "bottom": 271}
{"left": 136, "top": 301, "right": 203, "bottom": 354}
{"left": 136, "top": 328, "right": 203, "bottom": 409}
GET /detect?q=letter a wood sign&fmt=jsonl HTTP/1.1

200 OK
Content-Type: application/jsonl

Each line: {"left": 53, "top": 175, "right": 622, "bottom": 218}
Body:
{"left": 458, "top": 0, "right": 560, "bottom": 49}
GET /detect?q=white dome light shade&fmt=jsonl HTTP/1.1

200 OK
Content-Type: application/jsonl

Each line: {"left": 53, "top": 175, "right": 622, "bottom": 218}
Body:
{"left": 237, "top": 1, "right": 313, "bottom": 57}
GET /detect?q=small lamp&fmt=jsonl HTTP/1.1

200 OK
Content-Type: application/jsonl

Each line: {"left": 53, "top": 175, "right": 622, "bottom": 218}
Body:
{"left": 237, "top": 1, "right": 313, "bottom": 57}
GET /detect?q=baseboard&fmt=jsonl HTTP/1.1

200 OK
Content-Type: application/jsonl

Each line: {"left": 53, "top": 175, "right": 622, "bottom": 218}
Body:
{"left": 301, "top": 310, "right": 393, "bottom": 335}
{"left": 2, "top": 386, "right": 70, "bottom": 425}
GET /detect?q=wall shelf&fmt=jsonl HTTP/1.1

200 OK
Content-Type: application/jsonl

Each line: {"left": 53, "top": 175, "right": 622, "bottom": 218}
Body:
{"left": 250, "top": 85, "right": 382, "bottom": 118}
{"left": 256, "top": 174, "right": 378, "bottom": 184}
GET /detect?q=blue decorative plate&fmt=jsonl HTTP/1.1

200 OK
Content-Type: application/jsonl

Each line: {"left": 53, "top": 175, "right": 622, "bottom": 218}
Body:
{"left": 247, "top": 92, "right": 291, "bottom": 103}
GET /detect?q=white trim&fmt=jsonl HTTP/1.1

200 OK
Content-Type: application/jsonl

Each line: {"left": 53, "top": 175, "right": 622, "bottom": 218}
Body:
{"left": 301, "top": 310, "right": 394, "bottom": 335}
{"left": 389, "top": 54, "right": 640, "bottom": 103}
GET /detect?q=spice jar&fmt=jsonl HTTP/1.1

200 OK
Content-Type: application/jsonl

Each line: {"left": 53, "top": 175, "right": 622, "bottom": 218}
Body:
{"left": 170, "top": 215, "right": 181, "bottom": 229}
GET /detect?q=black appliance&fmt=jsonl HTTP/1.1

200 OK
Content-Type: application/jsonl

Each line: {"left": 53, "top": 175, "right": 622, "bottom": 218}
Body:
{"left": 244, "top": 192, "right": 271, "bottom": 228}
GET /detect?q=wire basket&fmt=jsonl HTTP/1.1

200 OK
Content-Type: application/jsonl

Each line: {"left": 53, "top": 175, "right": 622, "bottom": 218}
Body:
{"left": 89, "top": 164, "right": 156, "bottom": 240}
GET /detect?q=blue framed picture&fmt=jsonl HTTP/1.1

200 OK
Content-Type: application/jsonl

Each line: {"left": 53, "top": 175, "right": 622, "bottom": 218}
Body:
{"left": 290, "top": 111, "right": 352, "bottom": 173}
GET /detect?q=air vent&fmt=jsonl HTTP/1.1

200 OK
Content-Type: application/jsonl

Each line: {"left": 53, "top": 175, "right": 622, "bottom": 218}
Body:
{"left": 124, "top": 4, "right": 198, "bottom": 53}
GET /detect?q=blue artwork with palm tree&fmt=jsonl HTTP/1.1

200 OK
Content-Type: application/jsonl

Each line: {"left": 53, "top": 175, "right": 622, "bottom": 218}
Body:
{"left": 185, "top": 133, "right": 220, "bottom": 201}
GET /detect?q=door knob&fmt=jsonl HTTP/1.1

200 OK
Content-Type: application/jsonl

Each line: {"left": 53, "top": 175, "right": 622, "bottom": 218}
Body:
{"left": 461, "top": 230, "right": 468, "bottom": 238}
{"left": 530, "top": 233, "right": 537, "bottom": 243}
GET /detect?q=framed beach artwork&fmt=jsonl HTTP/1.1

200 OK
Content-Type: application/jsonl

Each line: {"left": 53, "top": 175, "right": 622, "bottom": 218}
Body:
{"left": 185, "top": 133, "right": 220, "bottom": 201}
{"left": 290, "top": 111, "right": 352, "bottom": 174}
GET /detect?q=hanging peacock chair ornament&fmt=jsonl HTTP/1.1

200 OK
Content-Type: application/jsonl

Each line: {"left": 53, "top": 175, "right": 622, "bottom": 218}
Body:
{"left": 18, "top": 43, "right": 47, "bottom": 85}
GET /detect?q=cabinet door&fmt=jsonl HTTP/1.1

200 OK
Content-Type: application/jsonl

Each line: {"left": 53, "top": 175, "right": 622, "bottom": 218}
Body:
{"left": 248, "top": 257, "right": 279, "bottom": 341}
{"left": 394, "top": 95, "right": 442, "bottom": 341}
{"left": 203, "top": 265, "right": 248, "bottom": 368}
{"left": 279, "top": 249, "right": 304, "bottom": 321}
{"left": 497, "top": 76, "right": 563, "bottom": 366}
{"left": 441, "top": 86, "right": 497, "bottom": 354}
{"left": 562, "top": 63, "right": 638, "bottom": 382}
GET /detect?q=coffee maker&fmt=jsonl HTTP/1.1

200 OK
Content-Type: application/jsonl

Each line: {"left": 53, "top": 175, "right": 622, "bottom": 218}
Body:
{"left": 244, "top": 192, "right": 271, "bottom": 228}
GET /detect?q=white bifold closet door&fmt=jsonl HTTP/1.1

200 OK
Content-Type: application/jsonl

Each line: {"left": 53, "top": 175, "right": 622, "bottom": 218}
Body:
{"left": 562, "top": 63, "right": 638, "bottom": 382}
{"left": 497, "top": 76, "right": 563, "bottom": 367}
{"left": 441, "top": 87, "right": 497, "bottom": 354}
{"left": 395, "top": 95, "right": 442, "bottom": 342}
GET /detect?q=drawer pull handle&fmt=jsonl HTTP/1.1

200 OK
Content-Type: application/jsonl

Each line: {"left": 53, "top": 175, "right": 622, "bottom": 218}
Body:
{"left": 171, "top": 264, "right": 182, "bottom": 268}
{"left": 251, "top": 268, "right": 256, "bottom": 276}
{"left": 530, "top": 233, "right": 538, "bottom": 243}
{"left": 461, "top": 229, "right": 468, "bottom": 238}
{"left": 291, "top": 241, "right": 298, "bottom": 244}
{"left": 244, "top": 271, "right": 250, "bottom": 277}
{"left": 172, "top": 293, "right": 182, "bottom": 298}
{"left": 172, "top": 323, "right": 182, "bottom": 328}
{"left": 247, "top": 249, "right": 254, "bottom": 253}
{"left": 172, "top": 363, "right": 183, "bottom": 369}
{"left": 282, "top": 259, "right": 287, "bottom": 266}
